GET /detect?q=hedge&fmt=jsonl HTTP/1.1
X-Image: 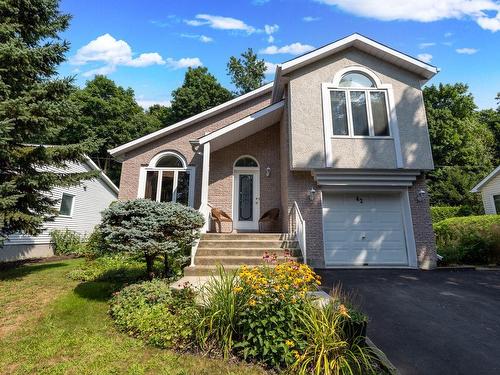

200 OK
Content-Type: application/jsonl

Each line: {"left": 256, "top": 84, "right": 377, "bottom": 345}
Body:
{"left": 434, "top": 215, "right": 500, "bottom": 265}
{"left": 430, "top": 205, "right": 473, "bottom": 223}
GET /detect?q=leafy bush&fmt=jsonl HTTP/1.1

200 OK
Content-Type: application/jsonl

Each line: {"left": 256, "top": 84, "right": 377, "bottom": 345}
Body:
{"left": 292, "top": 300, "right": 376, "bottom": 375}
{"left": 67, "top": 254, "right": 151, "bottom": 282}
{"left": 50, "top": 229, "right": 84, "bottom": 255}
{"left": 81, "top": 227, "right": 106, "bottom": 259}
{"left": 430, "top": 206, "right": 471, "bottom": 223}
{"left": 110, "top": 280, "right": 199, "bottom": 350}
{"left": 434, "top": 215, "right": 500, "bottom": 264}
{"left": 100, "top": 199, "right": 204, "bottom": 279}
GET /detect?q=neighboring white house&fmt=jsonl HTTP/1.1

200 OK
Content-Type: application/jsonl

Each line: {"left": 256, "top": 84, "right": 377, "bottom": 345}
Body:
{"left": 0, "top": 156, "right": 118, "bottom": 262}
{"left": 471, "top": 165, "right": 500, "bottom": 214}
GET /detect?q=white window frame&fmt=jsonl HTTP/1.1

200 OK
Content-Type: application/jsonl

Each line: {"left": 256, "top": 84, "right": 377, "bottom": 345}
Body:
{"left": 321, "top": 66, "right": 404, "bottom": 168}
{"left": 137, "top": 151, "right": 195, "bottom": 207}
{"left": 59, "top": 192, "right": 75, "bottom": 217}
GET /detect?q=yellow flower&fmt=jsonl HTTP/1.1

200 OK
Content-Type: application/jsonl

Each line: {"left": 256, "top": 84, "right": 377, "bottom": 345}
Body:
{"left": 339, "top": 304, "right": 351, "bottom": 318}
{"left": 233, "top": 286, "right": 243, "bottom": 293}
{"left": 292, "top": 350, "right": 301, "bottom": 360}
{"left": 285, "top": 340, "right": 294, "bottom": 347}
{"left": 248, "top": 299, "right": 256, "bottom": 306}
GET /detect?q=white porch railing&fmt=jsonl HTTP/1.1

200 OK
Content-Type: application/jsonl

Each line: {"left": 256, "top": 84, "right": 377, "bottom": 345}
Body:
{"left": 190, "top": 203, "right": 211, "bottom": 266}
{"left": 289, "top": 201, "right": 307, "bottom": 264}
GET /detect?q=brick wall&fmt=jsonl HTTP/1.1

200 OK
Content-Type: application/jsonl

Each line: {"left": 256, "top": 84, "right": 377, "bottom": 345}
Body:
{"left": 408, "top": 174, "right": 437, "bottom": 269}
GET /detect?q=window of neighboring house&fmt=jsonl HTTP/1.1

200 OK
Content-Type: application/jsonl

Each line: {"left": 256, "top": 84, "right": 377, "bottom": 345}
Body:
{"left": 326, "top": 71, "right": 391, "bottom": 137}
{"left": 59, "top": 193, "right": 74, "bottom": 216}
{"left": 142, "top": 152, "right": 194, "bottom": 206}
{"left": 494, "top": 195, "right": 500, "bottom": 214}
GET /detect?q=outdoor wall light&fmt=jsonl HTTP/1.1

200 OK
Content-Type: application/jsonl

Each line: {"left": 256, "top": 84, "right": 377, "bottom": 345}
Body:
{"left": 417, "top": 189, "right": 426, "bottom": 202}
{"left": 308, "top": 187, "right": 317, "bottom": 201}
{"left": 266, "top": 166, "right": 271, "bottom": 177}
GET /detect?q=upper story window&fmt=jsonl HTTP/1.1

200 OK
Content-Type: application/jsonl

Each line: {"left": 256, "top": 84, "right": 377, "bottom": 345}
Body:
{"left": 324, "top": 69, "right": 391, "bottom": 138}
{"left": 59, "top": 193, "right": 74, "bottom": 216}
{"left": 141, "top": 151, "right": 194, "bottom": 206}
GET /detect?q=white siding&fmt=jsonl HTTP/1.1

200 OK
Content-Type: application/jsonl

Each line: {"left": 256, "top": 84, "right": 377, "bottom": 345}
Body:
{"left": 480, "top": 174, "right": 500, "bottom": 214}
{"left": 5, "top": 161, "right": 117, "bottom": 245}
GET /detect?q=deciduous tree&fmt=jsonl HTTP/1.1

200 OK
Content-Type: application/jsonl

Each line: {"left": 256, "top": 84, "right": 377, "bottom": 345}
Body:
{"left": 227, "top": 48, "right": 266, "bottom": 95}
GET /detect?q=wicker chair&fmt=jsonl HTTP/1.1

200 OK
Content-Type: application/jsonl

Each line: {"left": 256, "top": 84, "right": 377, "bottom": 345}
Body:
{"left": 211, "top": 207, "right": 233, "bottom": 233}
{"left": 258, "top": 208, "right": 280, "bottom": 233}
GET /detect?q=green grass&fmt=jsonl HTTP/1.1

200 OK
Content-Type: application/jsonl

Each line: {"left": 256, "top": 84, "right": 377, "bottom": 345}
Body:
{"left": 0, "top": 259, "right": 266, "bottom": 375}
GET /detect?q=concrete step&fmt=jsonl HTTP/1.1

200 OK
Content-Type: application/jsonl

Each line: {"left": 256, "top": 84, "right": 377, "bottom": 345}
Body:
{"left": 183, "top": 265, "right": 242, "bottom": 277}
{"left": 195, "top": 247, "right": 302, "bottom": 257}
{"left": 201, "top": 233, "right": 295, "bottom": 241}
{"left": 195, "top": 255, "right": 302, "bottom": 266}
{"left": 197, "top": 240, "right": 298, "bottom": 249}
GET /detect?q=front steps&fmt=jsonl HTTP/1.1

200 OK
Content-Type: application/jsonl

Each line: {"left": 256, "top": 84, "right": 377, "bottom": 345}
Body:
{"left": 183, "top": 233, "right": 302, "bottom": 277}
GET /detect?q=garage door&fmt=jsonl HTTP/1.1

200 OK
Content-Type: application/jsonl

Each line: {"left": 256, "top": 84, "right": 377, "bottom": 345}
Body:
{"left": 323, "top": 192, "right": 408, "bottom": 266}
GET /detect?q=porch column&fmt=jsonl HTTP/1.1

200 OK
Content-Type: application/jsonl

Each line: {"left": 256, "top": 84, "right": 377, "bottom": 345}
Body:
{"left": 200, "top": 141, "right": 211, "bottom": 232}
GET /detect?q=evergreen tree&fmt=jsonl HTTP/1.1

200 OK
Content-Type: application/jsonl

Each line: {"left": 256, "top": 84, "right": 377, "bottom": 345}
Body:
{"left": 0, "top": 0, "right": 96, "bottom": 243}
{"left": 227, "top": 48, "right": 266, "bottom": 95}
{"left": 168, "top": 67, "right": 233, "bottom": 124}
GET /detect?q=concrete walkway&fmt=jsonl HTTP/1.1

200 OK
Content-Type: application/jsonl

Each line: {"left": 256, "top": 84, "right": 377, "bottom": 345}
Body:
{"left": 316, "top": 268, "right": 500, "bottom": 375}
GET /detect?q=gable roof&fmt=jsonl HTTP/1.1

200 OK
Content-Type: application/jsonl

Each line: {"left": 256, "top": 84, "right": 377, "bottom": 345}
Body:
{"left": 109, "top": 82, "right": 273, "bottom": 157}
{"left": 83, "top": 156, "right": 119, "bottom": 195}
{"left": 109, "top": 33, "right": 438, "bottom": 157}
{"left": 471, "top": 166, "right": 500, "bottom": 193}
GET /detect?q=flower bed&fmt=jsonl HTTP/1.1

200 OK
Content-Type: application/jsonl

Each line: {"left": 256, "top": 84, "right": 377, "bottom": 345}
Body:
{"left": 109, "top": 260, "right": 380, "bottom": 374}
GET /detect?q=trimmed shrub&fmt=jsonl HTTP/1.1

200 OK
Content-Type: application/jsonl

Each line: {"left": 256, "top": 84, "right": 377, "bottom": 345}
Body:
{"left": 50, "top": 229, "right": 84, "bottom": 255}
{"left": 109, "top": 279, "right": 199, "bottom": 350}
{"left": 434, "top": 215, "right": 500, "bottom": 264}
{"left": 431, "top": 206, "right": 463, "bottom": 223}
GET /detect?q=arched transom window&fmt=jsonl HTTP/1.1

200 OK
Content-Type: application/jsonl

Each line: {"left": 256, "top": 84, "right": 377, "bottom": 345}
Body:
{"left": 141, "top": 151, "right": 194, "bottom": 206}
{"left": 325, "top": 68, "right": 390, "bottom": 137}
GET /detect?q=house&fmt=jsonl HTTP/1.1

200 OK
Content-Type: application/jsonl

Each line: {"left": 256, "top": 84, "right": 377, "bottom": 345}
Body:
{"left": 110, "top": 33, "right": 438, "bottom": 272}
{"left": 471, "top": 165, "right": 500, "bottom": 214}
{"left": 1, "top": 156, "right": 118, "bottom": 262}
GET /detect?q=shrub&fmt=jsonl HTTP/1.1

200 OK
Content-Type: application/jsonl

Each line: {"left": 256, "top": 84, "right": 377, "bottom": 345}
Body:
{"left": 50, "top": 229, "right": 84, "bottom": 255}
{"left": 292, "top": 300, "right": 377, "bottom": 375}
{"left": 431, "top": 206, "right": 466, "bottom": 223}
{"left": 109, "top": 279, "right": 199, "bottom": 350}
{"left": 434, "top": 215, "right": 500, "bottom": 264}
{"left": 100, "top": 199, "right": 204, "bottom": 279}
{"left": 81, "top": 227, "right": 106, "bottom": 259}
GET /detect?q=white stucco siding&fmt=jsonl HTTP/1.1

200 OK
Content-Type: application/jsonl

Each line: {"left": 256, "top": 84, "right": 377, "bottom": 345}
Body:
{"left": 480, "top": 174, "right": 500, "bottom": 214}
{"left": 4, "top": 161, "right": 118, "bottom": 246}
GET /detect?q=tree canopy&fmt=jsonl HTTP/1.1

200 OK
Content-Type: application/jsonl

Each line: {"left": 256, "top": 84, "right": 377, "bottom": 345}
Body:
{"left": 423, "top": 83, "right": 496, "bottom": 210}
{"left": 227, "top": 48, "right": 266, "bottom": 95}
{"left": 168, "top": 67, "right": 233, "bottom": 124}
{"left": 0, "top": 0, "right": 96, "bottom": 242}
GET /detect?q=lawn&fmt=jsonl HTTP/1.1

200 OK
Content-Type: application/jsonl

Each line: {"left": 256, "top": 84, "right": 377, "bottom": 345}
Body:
{"left": 0, "top": 259, "right": 266, "bottom": 375}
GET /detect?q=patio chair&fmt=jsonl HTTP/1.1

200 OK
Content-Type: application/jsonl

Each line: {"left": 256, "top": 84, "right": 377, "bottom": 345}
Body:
{"left": 258, "top": 208, "right": 280, "bottom": 233}
{"left": 211, "top": 207, "right": 233, "bottom": 233}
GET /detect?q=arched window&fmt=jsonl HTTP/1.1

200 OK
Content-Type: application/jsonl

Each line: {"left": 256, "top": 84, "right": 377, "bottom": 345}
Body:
{"left": 141, "top": 151, "right": 193, "bottom": 206}
{"left": 325, "top": 68, "right": 390, "bottom": 137}
{"left": 234, "top": 156, "right": 258, "bottom": 168}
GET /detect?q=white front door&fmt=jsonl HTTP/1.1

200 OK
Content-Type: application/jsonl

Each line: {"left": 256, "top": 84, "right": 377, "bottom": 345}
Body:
{"left": 233, "top": 170, "right": 260, "bottom": 231}
{"left": 322, "top": 192, "right": 408, "bottom": 266}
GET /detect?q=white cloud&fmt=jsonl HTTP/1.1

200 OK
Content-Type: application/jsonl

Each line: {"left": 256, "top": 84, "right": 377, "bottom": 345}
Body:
{"left": 72, "top": 34, "right": 165, "bottom": 76}
{"left": 267, "top": 35, "right": 275, "bottom": 43}
{"left": 264, "top": 24, "right": 279, "bottom": 34}
{"left": 315, "top": 0, "right": 500, "bottom": 32}
{"left": 180, "top": 34, "right": 214, "bottom": 43}
{"left": 303, "top": 16, "right": 320, "bottom": 22}
{"left": 260, "top": 42, "right": 315, "bottom": 55}
{"left": 444, "top": 32, "right": 453, "bottom": 37}
{"left": 417, "top": 53, "right": 433, "bottom": 63}
{"left": 419, "top": 42, "right": 436, "bottom": 49}
{"left": 185, "top": 14, "right": 256, "bottom": 34}
{"left": 456, "top": 47, "right": 479, "bottom": 54}
{"left": 264, "top": 61, "right": 279, "bottom": 76}
{"left": 165, "top": 57, "right": 203, "bottom": 69}
{"left": 137, "top": 99, "right": 171, "bottom": 109}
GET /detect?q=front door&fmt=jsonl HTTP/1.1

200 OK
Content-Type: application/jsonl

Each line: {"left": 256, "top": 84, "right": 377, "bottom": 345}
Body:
{"left": 233, "top": 170, "right": 260, "bottom": 231}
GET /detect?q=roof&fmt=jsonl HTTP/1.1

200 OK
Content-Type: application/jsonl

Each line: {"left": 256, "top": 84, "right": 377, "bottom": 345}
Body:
{"left": 471, "top": 166, "right": 500, "bottom": 193}
{"left": 83, "top": 156, "right": 119, "bottom": 195}
{"left": 198, "top": 101, "right": 284, "bottom": 151}
{"left": 109, "top": 82, "right": 274, "bottom": 157}
{"left": 109, "top": 33, "right": 438, "bottom": 157}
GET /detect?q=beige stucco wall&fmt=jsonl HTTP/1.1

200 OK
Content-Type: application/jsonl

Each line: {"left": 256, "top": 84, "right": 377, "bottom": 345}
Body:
{"left": 287, "top": 47, "right": 434, "bottom": 170}
{"left": 330, "top": 138, "right": 397, "bottom": 168}
{"left": 118, "top": 93, "right": 272, "bottom": 207}
{"left": 480, "top": 173, "right": 500, "bottom": 214}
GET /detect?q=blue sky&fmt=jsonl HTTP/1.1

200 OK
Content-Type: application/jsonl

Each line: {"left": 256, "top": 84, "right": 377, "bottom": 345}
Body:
{"left": 58, "top": 0, "right": 500, "bottom": 109}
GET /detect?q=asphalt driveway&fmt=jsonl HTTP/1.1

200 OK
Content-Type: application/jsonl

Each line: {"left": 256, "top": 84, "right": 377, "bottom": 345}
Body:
{"left": 316, "top": 269, "right": 500, "bottom": 375}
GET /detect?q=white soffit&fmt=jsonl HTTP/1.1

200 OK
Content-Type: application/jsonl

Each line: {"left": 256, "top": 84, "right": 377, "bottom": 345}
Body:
{"left": 198, "top": 101, "right": 284, "bottom": 151}
{"left": 109, "top": 82, "right": 274, "bottom": 157}
{"left": 279, "top": 33, "right": 438, "bottom": 80}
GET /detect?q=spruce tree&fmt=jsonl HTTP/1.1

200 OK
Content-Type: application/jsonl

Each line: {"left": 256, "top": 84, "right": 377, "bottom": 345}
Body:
{"left": 0, "top": 0, "right": 97, "bottom": 243}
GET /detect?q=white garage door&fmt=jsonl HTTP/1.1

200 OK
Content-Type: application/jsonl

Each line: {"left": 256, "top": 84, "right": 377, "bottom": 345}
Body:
{"left": 323, "top": 192, "right": 408, "bottom": 266}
